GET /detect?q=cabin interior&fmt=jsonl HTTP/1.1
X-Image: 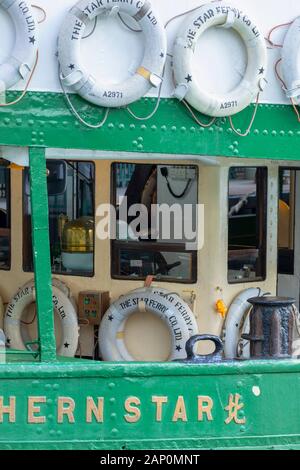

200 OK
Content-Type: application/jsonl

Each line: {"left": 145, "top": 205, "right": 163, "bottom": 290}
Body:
{"left": 0, "top": 151, "right": 298, "bottom": 361}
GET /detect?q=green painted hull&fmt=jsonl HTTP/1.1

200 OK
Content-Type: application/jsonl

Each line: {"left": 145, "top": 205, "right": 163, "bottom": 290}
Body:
{"left": 0, "top": 359, "right": 298, "bottom": 450}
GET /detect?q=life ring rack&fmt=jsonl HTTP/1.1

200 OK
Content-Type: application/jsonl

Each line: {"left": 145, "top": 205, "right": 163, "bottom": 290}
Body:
{"left": 0, "top": 0, "right": 38, "bottom": 91}
{"left": 58, "top": 0, "right": 167, "bottom": 108}
{"left": 4, "top": 279, "right": 79, "bottom": 357}
{"left": 99, "top": 287, "right": 198, "bottom": 361}
{"left": 173, "top": 2, "right": 267, "bottom": 117}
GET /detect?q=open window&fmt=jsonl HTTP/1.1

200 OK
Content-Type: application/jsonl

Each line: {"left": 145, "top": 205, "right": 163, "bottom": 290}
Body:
{"left": 0, "top": 161, "right": 11, "bottom": 271}
{"left": 111, "top": 163, "right": 198, "bottom": 283}
{"left": 228, "top": 167, "right": 267, "bottom": 283}
{"left": 23, "top": 160, "right": 95, "bottom": 276}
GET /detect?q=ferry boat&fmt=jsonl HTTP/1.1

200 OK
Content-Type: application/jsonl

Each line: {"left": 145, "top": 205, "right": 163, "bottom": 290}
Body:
{"left": 0, "top": 0, "right": 300, "bottom": 450}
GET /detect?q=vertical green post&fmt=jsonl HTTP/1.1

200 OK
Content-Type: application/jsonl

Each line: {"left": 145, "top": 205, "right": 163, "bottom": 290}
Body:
{"left": 29, "top": 147, "right": 56, "bottom": 362}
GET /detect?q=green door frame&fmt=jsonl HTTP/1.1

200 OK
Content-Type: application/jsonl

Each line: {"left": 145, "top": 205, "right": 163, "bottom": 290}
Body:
{"left": 29, "top": 147, "right": 56, "bottom": 362}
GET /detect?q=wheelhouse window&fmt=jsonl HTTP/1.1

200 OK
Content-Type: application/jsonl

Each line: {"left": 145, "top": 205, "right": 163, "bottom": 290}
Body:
{"left": 0, "top": 162, "right": 10, "bottom": 270}
{"left": 228, "top": 167, "right": 267, "bottom": 283}
{"left": 24, "top": 160, "right": 95, "bottom": 276}
{"left": 278, "top": 168, "right": 295, "bottom": 275}
{"left": 111, "top": 163, "right": 198, "bottom": 283}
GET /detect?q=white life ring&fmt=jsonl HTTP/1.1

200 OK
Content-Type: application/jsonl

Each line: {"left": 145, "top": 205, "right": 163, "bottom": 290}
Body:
{"left": 224, "top": 287, "right": 265, "bottom": 359}
{"left": 58, "top": 0, "right": 166, "bottom": 108}
{"left": 0, "top": 0, "right": 38, "bottom": 91}
{"left": 99, "top": 288, "right": 198, "bottom": 361}
{"left": 4, "top": 281, "right": 79, "bottom": 357}
{"left": 282, "top": 17, "right": 300, "bottom": 105}
{"left": 173, "top": 2, "right": 267, "bottom": 117}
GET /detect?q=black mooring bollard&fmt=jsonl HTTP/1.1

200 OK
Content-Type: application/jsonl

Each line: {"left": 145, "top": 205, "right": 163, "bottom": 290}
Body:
{"left": 242, "top": 296, "right": 296, "bottom": 359}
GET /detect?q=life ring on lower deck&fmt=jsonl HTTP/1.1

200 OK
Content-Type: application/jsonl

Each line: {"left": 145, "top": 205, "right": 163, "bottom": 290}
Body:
{"left": 172, "top": 3, "right": 267, "bottom": 117}
{"left": 0, "top": 0, "right": 38, "bottom": 91}
{"left": 58, "top": 0, "right": 166, "bottom": 108}
{"left": 224, "top": 287, "right": 265, "bottom": 359}
{"left": 99, "top": 288, "right": 198, "bottom": 361}
{"left": 4, "top": 281, "right": 79, "bottom": 357}
{"left": 281, "top": 16, "right": 300, "bottom": 105}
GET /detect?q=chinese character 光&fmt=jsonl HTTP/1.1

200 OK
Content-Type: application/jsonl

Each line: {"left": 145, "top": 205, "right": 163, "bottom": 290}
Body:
{"left": 225, "top": 393, "right": 246, "bottom": 425}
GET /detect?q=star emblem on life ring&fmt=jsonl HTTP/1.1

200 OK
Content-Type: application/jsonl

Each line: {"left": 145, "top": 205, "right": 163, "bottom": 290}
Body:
{"left": 160, "top": 52, "right": 164, "bottom": 58}
{"left": 259, "top": 67, "right": 265, "bottom": 74}
{"left": 64, "top": 342, "right": 70, "bottom": 349}
{"left": 176, "top": 345, "right": 182, "bottom": 352}
{"left": 185, "top": 74, "right": 192, "bottom": 83}
{"left": 29, "top": 36, "right": 36, "bottom": 45}
{"left": 69, "top": 64, "right": 75, "bottom": 70}
{"left": 108, "top": 315, "right": 114, "bottom": 322}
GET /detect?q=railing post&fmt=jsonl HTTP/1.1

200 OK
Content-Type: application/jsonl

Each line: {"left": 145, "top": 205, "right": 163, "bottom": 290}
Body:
{"left": 29, "top": 147, "right": 56, "bottom": 362}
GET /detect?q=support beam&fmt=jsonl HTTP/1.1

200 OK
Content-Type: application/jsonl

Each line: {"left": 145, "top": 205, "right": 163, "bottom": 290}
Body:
{"left": 29, "top": 147, "right": 56, "bottom": 362}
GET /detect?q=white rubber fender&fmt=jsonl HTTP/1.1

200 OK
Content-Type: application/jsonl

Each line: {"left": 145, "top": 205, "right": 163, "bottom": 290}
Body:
{"left": 4, "top": 281, "right": 79, "bottom": 357}
{"left": 99, "top": 288, "right": 198, "bottom": 361}
{"left": 58, "top": 0, "right": 166, "bottom": 108}
{"left": 173, "top": 2, "right": 267, "bottom": 117}
{"left": 224, "top": 287, "right": 265, "bottom": 359}
{"left": 282, "top": 17, "right": 300, "bottom": 105}
{"left": 0, "top": 0, "right": 38, "bottom": 91}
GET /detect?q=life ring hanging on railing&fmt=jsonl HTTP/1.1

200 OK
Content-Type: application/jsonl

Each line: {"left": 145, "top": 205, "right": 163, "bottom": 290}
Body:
{"left": 99, "top": 287, "right": 198, "bottom": 361}
{"left": 58, "top": 0, "right": 167, "bottom": 108}
{"left": 172, "top": 2, "right": 267, "bottom": 117}
{"left": 0, "top": 0, "right": 38, "bottom": 91}
{"left": 4, "top": 280, "right": 79, "bottom": 357}
{"left": 281, "top": 16, "right": 300, "bottom": 105}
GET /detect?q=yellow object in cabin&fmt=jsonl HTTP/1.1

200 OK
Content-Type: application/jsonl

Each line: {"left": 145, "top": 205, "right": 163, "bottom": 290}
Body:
{"left": 62, "top": 216, "right": 94, "bottom": 253}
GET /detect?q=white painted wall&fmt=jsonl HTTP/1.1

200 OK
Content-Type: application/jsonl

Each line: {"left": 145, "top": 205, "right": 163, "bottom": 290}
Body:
{"left": 0, "top": 0, "right": 299, "bottom": 104}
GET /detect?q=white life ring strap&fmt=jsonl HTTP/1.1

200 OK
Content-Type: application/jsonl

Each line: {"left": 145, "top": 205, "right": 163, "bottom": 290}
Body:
{"left": 70, "top": 6, "right": 89, "bottom": 25}
{"left": 286, "top": 81, "right": 300, "bottom": 98}
{"left": 220, "top": 10, "right": 236, "bottom": 29}
{"left": 133, "top": 1, "right": 151, "bottom": 22}
{"left": 136, "top": 66, "right": 162, "bottom": 87}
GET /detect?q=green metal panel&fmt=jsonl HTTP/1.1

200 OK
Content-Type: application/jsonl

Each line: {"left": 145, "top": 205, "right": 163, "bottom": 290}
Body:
{"left": 0, "top": 92, "right": 299, "bottom": 160}
{"left": 29, "top": 148, "right": 56, "bottom": 362}
{"left": 0, "top": 359, "right": 298, "bottom": 450}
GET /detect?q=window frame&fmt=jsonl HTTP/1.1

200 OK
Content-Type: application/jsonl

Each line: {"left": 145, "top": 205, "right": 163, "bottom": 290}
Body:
{"left": 23, "top": 159, "right": 96, "bottom": 278}
{"left": 227, "top": 166, "right": 268, "bottom": 285}
{"left": 0, "top": 164, "right": 11, "bottom": 271}
{"left": 277, "top": 167, "right": 296, "bottom": 276}
{"left": 110, "top": 162, "right": 198, "bottom": 284}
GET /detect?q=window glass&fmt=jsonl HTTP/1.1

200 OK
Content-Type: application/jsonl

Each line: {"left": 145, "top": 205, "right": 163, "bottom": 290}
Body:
{"left": 24, "top": 160, "right": 95, "bottom": 276}
{"left": 111, "top": 163, "right": 198, "bottom": 283}
{"left": 278, "top": 169, "right": 295, "bottom": 275}
{"left": 0, "top": 163, "right": 10, "bottom": 270}
{"left": 228, "top": 167, "right": 267, "bottom": 283}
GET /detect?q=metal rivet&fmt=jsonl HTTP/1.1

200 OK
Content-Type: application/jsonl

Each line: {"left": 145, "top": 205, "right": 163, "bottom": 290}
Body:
{"left": 252, "top": 386, "right": 261, "bottom": 397}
